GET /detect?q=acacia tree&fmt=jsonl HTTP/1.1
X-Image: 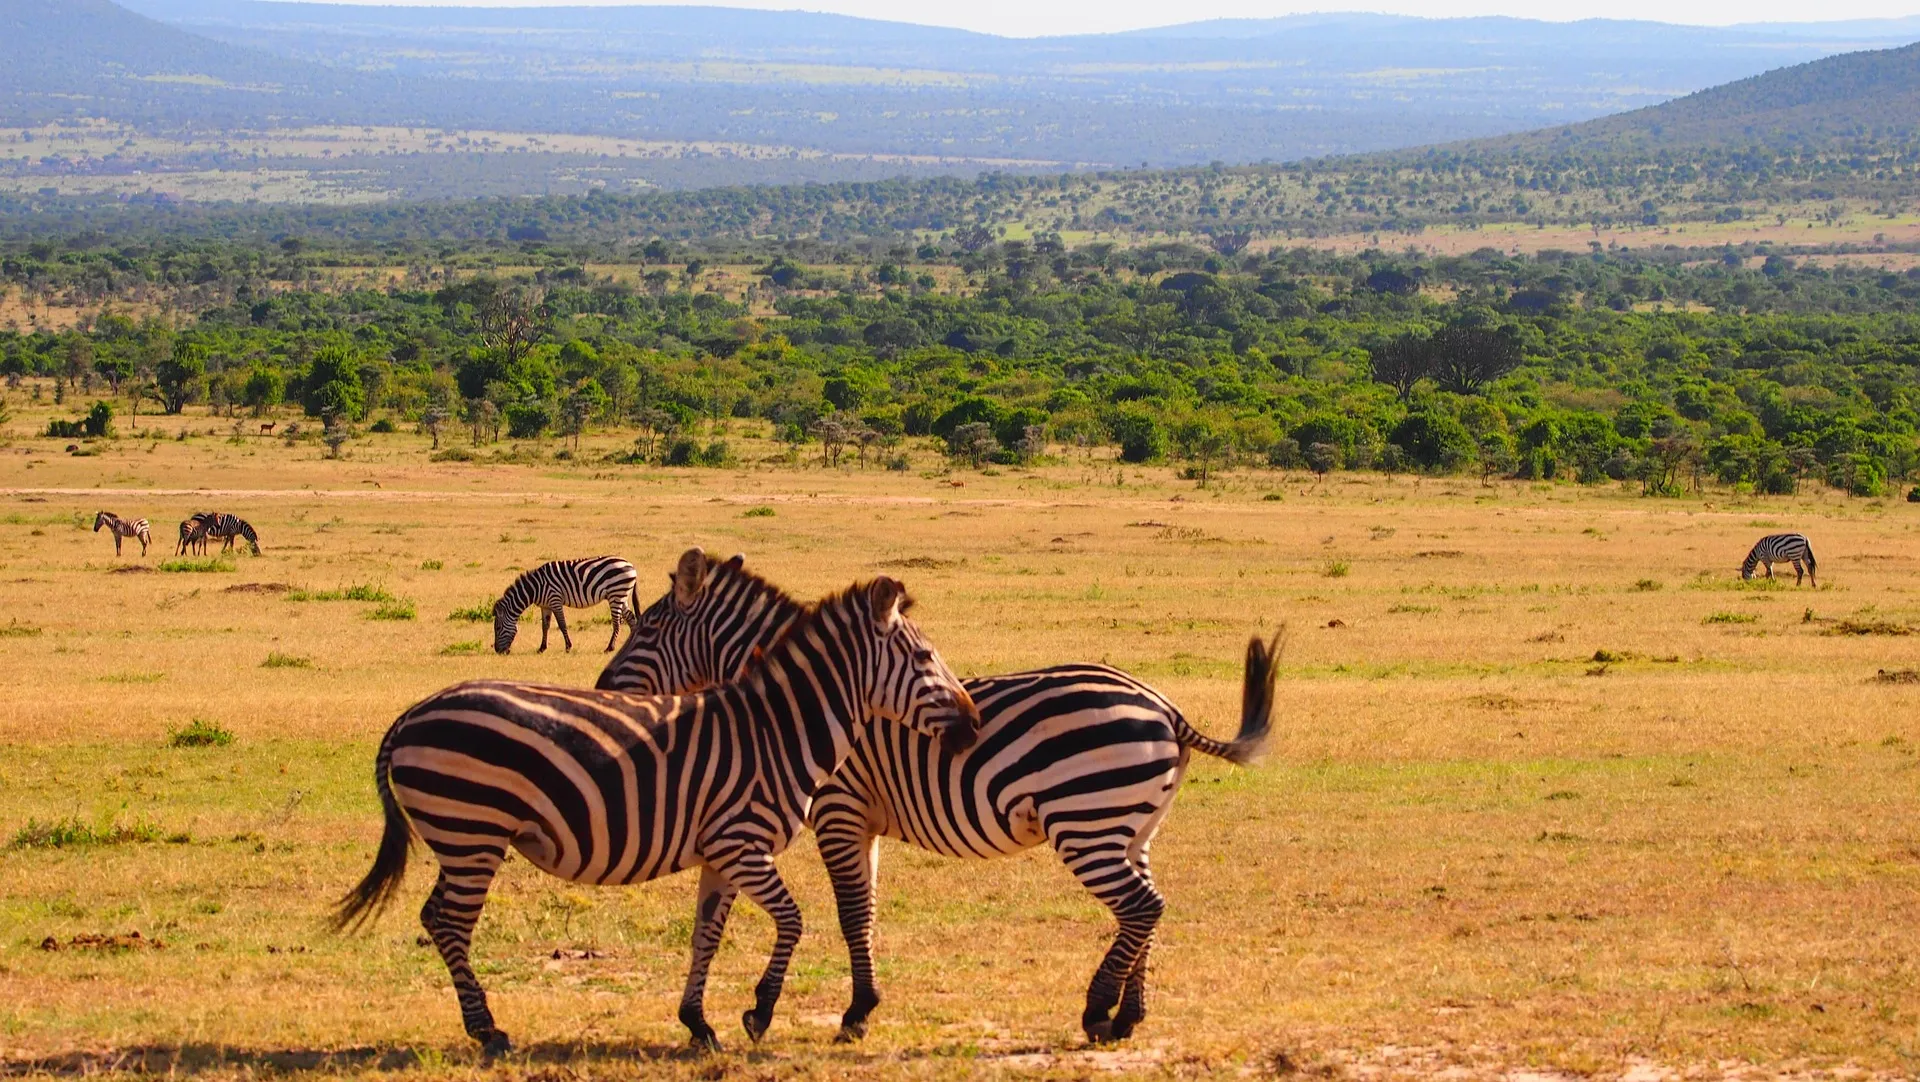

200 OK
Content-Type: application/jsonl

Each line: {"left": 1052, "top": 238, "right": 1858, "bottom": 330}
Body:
{"left": 1370, "top": 333, "right": 1434, "bottom": 401}
{"left": 1429, "top": 324, "right": 1523, "bottom": 395}
{"left": 155, "top": 341, "right": 205, "bottom": 414}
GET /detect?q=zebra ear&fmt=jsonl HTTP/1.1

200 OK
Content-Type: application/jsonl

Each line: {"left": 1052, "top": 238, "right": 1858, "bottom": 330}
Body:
{"left": 867, "top": 576, "right": 906, "bottom": 627}
{"left": 673, "top": 548, "right": 709, "bottom": 607}
{"left": 726, "top": 553, "right": 745, "bottom": 569}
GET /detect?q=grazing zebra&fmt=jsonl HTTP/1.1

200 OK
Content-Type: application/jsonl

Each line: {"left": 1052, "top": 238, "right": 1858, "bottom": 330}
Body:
{"left": 1742, "top": 532, "right": 1817, "bottom": 586}
{"left": 185, "top": 512, "right": 261, "bottom": 555}
{"left": 493, "top": 556, "right": 639, "bottom": 654}
{"left": 93, "top": 511, "right": 150, "bottom": 557}
{"left": 334, "top": 577, "right": 982, "bottom": 1054}
{"left": 597, "top": 549, "right": 1281, "bottom": 1044}
{"left": 177, "top": 512, "right": 214, "bottom": 556}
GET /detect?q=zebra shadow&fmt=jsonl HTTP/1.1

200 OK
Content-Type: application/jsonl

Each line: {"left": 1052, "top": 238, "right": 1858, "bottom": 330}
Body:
{"left": 2, "top": 1039, "right": 726, "bottom": 1077}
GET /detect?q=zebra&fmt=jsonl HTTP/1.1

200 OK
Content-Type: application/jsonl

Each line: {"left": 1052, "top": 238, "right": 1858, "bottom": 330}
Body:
{"left": 597, "top": 549, "right": 1281, "bottom": 1044}
{"left": 177, "top": 511, "right": 214, "bottom": 555}
{"left": 93, "top": 511, "right": 150, "bottom": 557}
{"left": 185, "top": 512, "right": 261, "bottom": 556}
{"left": 334, "top": 576, "right": 982, "bottom": 1055}
{"left": 492, "top": 556, "right": 639, "bottom": 654}
{"left": 1742, "top": 532, "right": 1817, "bottom": 586}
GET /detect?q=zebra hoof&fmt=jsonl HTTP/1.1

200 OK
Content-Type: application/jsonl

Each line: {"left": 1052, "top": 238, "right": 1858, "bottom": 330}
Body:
{"left": 1084, "top": 1020, "right": 1116, "bottom": 1045}
{"left": 478, "top": 1030, "right": 513, "bottom": 1058}
{"left": 833, "top": 1020, "right": 868, "bottom": 1044}
{"left": 1110, "top": 1015, "right": 1141, "bottom": 1040}
{"left": 686, "top": 1026, "right": 721, "bottom": 1053}
{"left": 741, "top": 1008, "right": 771, "bottom": 1043}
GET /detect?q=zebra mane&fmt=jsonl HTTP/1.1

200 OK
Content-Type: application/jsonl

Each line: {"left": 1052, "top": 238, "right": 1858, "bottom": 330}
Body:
{"left": 738, "top": 576, "right": 913, "bottom": 677}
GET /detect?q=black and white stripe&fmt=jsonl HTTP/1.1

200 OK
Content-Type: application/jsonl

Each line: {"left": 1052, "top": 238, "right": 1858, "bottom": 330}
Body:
{"left": 493, "top": 556, "right": 640, "bottom": 654}
{"left": 93, "top": 511, "right": 151, "bottom": 557}
{"left": 597, "top": 549, "right": 1280, "bottom": 1043}
{"left": 182, "top": 512, "right": 260, "bottom": 556}
{"left": 1742, "top": 532, "right": 1816, "bottom": 586}
{"left": 334, "top": 577, "right": 982, "bottom": 1054}
{"left": 177, "top": 511, "right": 214, "bottom": 555}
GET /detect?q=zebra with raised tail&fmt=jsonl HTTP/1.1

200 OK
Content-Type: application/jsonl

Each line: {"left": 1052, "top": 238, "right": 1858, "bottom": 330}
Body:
{"left": 597, "top": 549, "right": 1281, "bottom": 1044}
{"left": 1742, "top": 532, "right": 1816, "bottom": 586}
{"left": 93, "top": 511, "right": 150, "bottom": 557}
{"left": 492, "top": 556, "right": 638, "bottom": 653}
{"left": 334, "top": 577, "right": 982, "bottom": 1054}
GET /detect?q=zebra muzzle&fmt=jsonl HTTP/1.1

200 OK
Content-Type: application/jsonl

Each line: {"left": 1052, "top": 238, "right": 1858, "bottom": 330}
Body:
{"left": 937, "top": 686, "right": 983, "bottom": 753}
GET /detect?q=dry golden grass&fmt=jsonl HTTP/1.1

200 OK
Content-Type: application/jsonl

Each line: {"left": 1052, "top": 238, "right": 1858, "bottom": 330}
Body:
{"left": 1, "top": 412, "right": 1917, "bottom": 1080}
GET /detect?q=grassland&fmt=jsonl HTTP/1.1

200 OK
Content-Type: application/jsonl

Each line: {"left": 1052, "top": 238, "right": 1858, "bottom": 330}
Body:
{"left": 1, "top": 407, "right": 1917, "bottom": 1080}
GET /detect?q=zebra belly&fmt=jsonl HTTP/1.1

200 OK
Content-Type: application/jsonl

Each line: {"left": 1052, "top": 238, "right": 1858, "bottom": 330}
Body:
{"left": 836, "top": 701, "right": 1185, "bottom": 860}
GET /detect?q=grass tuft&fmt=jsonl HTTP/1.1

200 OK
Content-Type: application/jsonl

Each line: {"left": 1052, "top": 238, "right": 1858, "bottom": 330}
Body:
{"left": 260, "top": 652, "right": 312, "bottom": 669}
{"left": 159, "top": 555, "right": 235, "bottom": 573}
{"left": 419, "top": 560, "right": 444, "bottom": 570}
{"left": 439, "top": 641, "right": 485, "bottom": 655}
{"left": 448, "top": 601, "right": 494, "bottom": 622}
{"left": 0, "top": 620, "right": 42, "bottom": 638}
{"left": 1704, "top": 611, "right": 1759, "bottom": 625}
{"left": 168, "top": 718, "right": 234, "bottom": 748}
{"left": 1322, "top": 560, "right": 1351, "bottom": 578}
{"left": 1827, "top": 619, "right": 1913, "bottom": 637}
{"left": 1632, "top": 579, "right": 1662, "bottom": 591}
{"left": 8, "top": 816, "right": 165, "bottom": 851}
{"left": 743, "top": 506, "right": 776, "bottom": 518}
{"left": 368, "top": 599, "right": 417, "bottom": 621}
{"left": 286, "top": 583, "right": 394, "bottom": 603}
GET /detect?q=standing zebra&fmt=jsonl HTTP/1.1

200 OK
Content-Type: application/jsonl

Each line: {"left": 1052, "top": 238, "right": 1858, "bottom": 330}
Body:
{"left": 177, "top": 511, "right": 214, "bottom": 555}
{"left": 598, "top": 549, "right": 1281, "bottom": 1044}
{"left": 185, "top": 512, "right": 261, "bottom": 556}
{"left": 93, "top": 511, "right": 151, "bottom": 557}
{"left": 334, "top": 577, "right": 982, "bottom": 1054}
{"left": 1742, "top": 532, "right": 1817, "bottom": 586}
{"left": 492, "top": 556, "right": 638, "bottom": 653}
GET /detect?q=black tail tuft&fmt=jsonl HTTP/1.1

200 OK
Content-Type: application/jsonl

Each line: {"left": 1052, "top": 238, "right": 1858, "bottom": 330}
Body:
{"left": 331, "top": 724, "right": 412, "bottom": 933}
{"left": 1222, "top": 626, "right": 1284, "bottom": 765}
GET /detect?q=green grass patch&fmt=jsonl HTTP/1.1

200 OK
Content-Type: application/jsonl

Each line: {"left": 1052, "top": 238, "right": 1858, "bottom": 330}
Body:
{"left": 420, "top": 559, "right": 444, "bottom": 570}
{"left": 168, "top": 718, "right": 234, "bottom": 748}
{"left": 1827, "top": 619, "right": 1913, "bottom": 636}
{"left": 368, "top": 599, "right": 417, "bottom": 621}
{"left": 0, "top": 620, "right": 42, "bottom": 638}
{"left": 7, "top": 816, "right": 169, "bottom": 851}
{"left": 1322, "top": 560, "right": 1351, "bottom": 578}
{"left": 1632, "top": 579, "right": 1662, "bottom": 592}
{"left": 159, "top": 555, "right": 235, "bottom": 573}
{"left": 260, "top": 652, "right": 312, "bottom": 669}
{"left": 286, "top": 583, "right": 394, "bottom": 603}
{"left": 448, "top": 601, "right": 494, "bottom": 622}
{"left": 744, "top": 506, "right": 776, "bottom": 518}
{"left": 1704, "top": 611, "right": 1759, "bottom": 624}
{"left": 439, "top": 641, "right": 485, "bottom": 655}
{"left": 99, "top": 671, "right": 166, "bottom": 684}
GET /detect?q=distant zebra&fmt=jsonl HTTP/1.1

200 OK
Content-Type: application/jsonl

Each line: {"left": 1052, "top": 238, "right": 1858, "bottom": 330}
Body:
{"left": 185, "top": 512, "right": 261, "bottom": 555}
{"left": 492, "top": 556, "right": 639, "bottom": 653}
{"left": 598, "top": 549, "right": 1281, "bottom": 1043}
{"left": 334, "top": 576, "right": 982, "bottom": 1054}
{"left": 176, "top": 512, "right": 215, "bottom": 555}
{"left": 1742, "top": 532, "right": 1817, "bottom": 586}
{"left": 93, "top": 511, "right": 150, "bottom": 557}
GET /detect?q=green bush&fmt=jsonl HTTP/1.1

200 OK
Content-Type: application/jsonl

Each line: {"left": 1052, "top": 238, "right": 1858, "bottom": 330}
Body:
{"left": 169, "top": 718, "right": 235, "bottom": 747}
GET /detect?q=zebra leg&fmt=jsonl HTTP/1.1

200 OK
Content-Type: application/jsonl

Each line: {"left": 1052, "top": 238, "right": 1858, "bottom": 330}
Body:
{"left": 713, "top": 849, "right": 804, "bottom": 1043}
{"left": 538, "top": 610, "right": 551, "bottom": 653}
{"left": 553, "top": 608, "right": 573, "bottom": 652}
{"left": 678, "top": 863, "right": 738, "bottom": 1051}
{"left": 1056, "top": 841, "right": 1166, "bottom": 1043}
{"left": 418, "top": 856, "right": 512, "bottom": 1056}
{"left": 113, "top": 534, "right": 122, "bottom": 556}
{"left": 813, "top": 810, "right": 883, "bottom": 1042}
{"left": 1108, "top": 861, "right": 1162, "bottom": 1039}
{"left": 1793, "top": 560, "right": 1805, "bottom": 585}
{"left": 603, "top": 598, "right": 626, "bottom": 652}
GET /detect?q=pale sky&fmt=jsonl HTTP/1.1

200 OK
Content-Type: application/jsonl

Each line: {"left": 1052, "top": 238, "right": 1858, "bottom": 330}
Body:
{"left": 263, "top": 0, "right": 1920, "bottom": 37}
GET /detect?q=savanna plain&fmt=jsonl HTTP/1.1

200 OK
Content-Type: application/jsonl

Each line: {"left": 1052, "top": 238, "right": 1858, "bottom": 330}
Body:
{"left": 2, "top": 417, "right": 1917, "bottom": 1082}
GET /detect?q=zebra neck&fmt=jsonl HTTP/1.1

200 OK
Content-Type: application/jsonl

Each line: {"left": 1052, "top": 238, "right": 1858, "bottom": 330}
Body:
{"left": 736, "top": 616, "right": 869, "bottom": 797}
{"left": 719, "top": 592, "right": 807, "bottom": 681}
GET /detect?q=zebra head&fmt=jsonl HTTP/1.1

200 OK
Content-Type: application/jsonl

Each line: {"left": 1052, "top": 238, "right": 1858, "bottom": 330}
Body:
{"left": 599, "top": 548, "right": 791, "bottom": 693}
{"left": 491, "top": 596, "right": 521, "bottom": 654}
{"left": 92, "top": 511, "right": 110, "bottom": 532}
{"left": 841, "top": 576, "right": 981, "bottom": 753}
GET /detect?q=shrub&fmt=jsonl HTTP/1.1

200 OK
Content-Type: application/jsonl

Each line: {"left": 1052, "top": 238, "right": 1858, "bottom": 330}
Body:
{"left": 504, "top": 401, "right": 552, "bottom": 440}
{"left": 368, "top": 599, "right": 417, "bottom": 621}
{"left": 664, "top": 437, "right": 699, "bottom": 466}
{"left": 169, "top": 718, "right": 235, "bottom": 747}
{"left": 1108, "top": 410, "right": 1166, "bottom": 464}
{"left": 369, "top": 417, "right": 396, "bottom": 433}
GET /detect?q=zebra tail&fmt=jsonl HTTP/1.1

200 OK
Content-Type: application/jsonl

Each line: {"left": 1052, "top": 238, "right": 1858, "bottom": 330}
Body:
{"left": 331, "top": 721, "right": 413, "bottom": 932}
{"left": 1173, "top": 626, "right": 1285, "bottom": 765}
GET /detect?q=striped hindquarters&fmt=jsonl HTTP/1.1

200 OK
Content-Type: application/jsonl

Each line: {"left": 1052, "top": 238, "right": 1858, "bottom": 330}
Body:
{"left": 1743, "top": 532, "right": 1813, "bottom": 575}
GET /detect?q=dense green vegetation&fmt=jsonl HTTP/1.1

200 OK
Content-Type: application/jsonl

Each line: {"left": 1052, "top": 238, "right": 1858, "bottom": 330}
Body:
{"left": 8, "top": 234, "right": 1920, "bottom": 496}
